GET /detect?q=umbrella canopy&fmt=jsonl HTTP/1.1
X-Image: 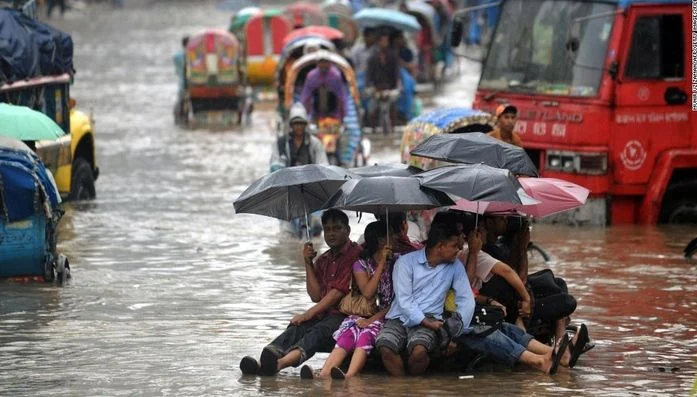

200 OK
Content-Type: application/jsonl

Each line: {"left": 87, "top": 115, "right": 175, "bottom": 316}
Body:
{"left": 517, "top": 177, "right": 589, "bottom": 217}
{"left": 417, "top": 164, "right": 538, "bottom": 205}
{"left": 408, "top": 107, "right": 493, "bottom": 132}
{"left": 282, "top": 36, "right": 336, "bottom": 57}
{"left": 282, "top": 26, "right": 344, "bottom": 47}
{"left": 233, "top": 164, "right": 356, "bottom": 222}
{"left": 349, "top": 163, "right": 423, "bottom": 178}
{"left": 0, "top": 103, "right": 66, "bottom": 141}
{"left": 322, "top": 176, "right": 453, "bottom": 214}
{"left": 450, "top": 178, "right": 588, "bottom": 217}
{"left": 354, "top": 8, "right": 421, "bottom": 32}
{"left": 409, "top": 132, "right": 538, "bottom": 177}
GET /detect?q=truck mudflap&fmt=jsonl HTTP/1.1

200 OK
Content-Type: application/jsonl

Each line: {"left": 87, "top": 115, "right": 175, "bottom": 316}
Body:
{"left": 639, "top": 150, "right": 697, "bottom": 224}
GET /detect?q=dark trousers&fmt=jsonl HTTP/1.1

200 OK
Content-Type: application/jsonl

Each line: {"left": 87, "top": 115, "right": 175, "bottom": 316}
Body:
{"left": 266, "top": 314, "right": 344, "bottom": 365}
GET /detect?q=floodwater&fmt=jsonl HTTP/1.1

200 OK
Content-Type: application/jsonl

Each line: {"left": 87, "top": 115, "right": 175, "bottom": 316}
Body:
{"left": 1, "top": 2, "right": 697, "bottom": 396}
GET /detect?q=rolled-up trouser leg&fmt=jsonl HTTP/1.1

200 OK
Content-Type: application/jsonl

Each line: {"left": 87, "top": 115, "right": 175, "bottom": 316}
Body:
{"left": 290, "top": 314, "right": 345, "bottom": 366}
{"left": 456, "top": 329, "right": 528, "bottom": 367}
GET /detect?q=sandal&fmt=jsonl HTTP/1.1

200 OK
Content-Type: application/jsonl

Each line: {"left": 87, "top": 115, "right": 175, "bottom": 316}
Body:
{"left": 550, "top": 333, "right": 570, "bottom": 375}
{"left": 567, "top": 323, "right": 589, "bottom": 368}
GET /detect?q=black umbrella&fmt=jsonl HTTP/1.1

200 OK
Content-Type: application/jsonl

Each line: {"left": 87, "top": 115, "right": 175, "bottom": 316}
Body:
{"left": 321, "top": 176, "right": 454, "bottom": 239}
{"left": 349, "top": 163, "right": 423, "bottom": 178}
{"left": 233, "top": 164, "right": 357, "bottom": 240}
{"left": 416, "top": 164, "right": 538, "bottom": 205}
{"left": 409, "top": 132, "right": 539, "bottom": 177}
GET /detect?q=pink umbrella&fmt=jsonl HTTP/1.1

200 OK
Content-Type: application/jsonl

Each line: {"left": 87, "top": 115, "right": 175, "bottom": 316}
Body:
{"left": 451, "top": 178, "right": 589, "bottom": 218}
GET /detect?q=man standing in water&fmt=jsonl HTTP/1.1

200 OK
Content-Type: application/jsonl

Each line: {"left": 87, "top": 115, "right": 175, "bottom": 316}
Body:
{"left": 488, "top": 104, "right": 523, "bottom": 147}
{"left": 270, "top": 103, "right": 327, "bottom": 171}
{"left": 270, "top": 102, "right": 327, "bottom": 238}
{"left": 239, "top": 209, "right": 362, "bottom": 376}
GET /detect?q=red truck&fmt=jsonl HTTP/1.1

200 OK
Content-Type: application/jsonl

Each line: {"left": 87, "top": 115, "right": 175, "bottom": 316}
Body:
{"left": 451, "top": 0, "right": 694, "bottom": 225}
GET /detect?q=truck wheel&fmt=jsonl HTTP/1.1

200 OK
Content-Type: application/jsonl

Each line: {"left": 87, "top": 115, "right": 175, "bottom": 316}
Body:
{"left": 69, "top": 158, "right": 96, "bottom": 201}
{"left": 661, "top": 181, "right": 697, "bottom": 224}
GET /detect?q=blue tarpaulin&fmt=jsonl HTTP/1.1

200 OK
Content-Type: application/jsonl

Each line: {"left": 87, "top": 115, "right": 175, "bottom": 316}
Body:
{"left": 0, "top": 9, "right": 73, "bottom": 83}
{"left": 0, "top": 145, "right": 60, "bottom": 222}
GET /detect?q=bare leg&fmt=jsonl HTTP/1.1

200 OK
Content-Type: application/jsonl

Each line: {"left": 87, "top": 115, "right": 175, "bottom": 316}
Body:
{"left": 345, "top": 348, "right": 370, "bottom": 377}
{"left": 277, "top": 349, "right": 302, "bottom": 371}
{"left": 319, "top": 347, "right": 348, "bottom": 378}
{"left": 526, "top": 339, "right": 553, "bottom": 355}
{"left": 518, "top": 350, "right": 552, "bottom": 374}
{"left": 407, "top": 345, "right": 430, "bottom": 376}
{"left": 380, "top": 347, "right": 405, "bottom": 377}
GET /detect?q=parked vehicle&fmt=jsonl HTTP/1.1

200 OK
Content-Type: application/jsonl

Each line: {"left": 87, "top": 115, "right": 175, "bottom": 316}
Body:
{"left": 447, "top": 0, "right": 696, "bottom": 225}
{"left": 177, "top": 29, "right": 252, "bottom": 127}
{"left": 282, "top": 50, "right": 368, "bottom": 166}
{"left": 0, "top": 138, "right": 69, "bottom": 282}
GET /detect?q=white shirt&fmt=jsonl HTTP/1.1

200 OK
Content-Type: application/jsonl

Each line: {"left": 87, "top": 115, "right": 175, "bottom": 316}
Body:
{"left": 460, "top": 245, "right": 499, "bottom": 291}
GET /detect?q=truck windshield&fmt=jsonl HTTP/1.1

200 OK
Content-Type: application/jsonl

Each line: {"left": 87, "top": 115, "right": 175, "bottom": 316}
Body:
{"left": 480, "top": 0, "right": 615, "bottom": 97}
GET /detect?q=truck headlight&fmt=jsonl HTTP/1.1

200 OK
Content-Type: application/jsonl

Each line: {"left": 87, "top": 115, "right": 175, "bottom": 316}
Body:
{"left": 546, "top": 150, "right": 607, "bottom": 175}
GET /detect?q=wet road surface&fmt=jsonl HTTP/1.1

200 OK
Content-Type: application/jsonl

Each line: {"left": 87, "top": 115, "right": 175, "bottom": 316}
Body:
{"left": 0, "top": 2, "right": 696, "bottom": 396}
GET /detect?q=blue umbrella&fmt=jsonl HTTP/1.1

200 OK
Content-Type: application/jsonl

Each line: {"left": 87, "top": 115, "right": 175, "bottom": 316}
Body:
{"left": 354, "top": 8, "right": 421, "bottom": 32}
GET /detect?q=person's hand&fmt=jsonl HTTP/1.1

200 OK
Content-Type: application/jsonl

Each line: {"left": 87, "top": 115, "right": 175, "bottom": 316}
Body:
{"left": 519, "top": 299, "right": 531, "bottom": 317}
{"left": 490, "top": 299, "right": 507, "bottom": 317}
{"left": 467, "top": 229, "right": 483, "bottom": 253}
{"left": 376, "top": 245, "right": 392, "bottom": 267}
{"left": 422, "top": 318, "right": 444, "bottom": 331}
{"left": 303, "top": 242, "right": 317, "bottom": 265}
{"left": 290, "top": 313, "right": 310, "bottom": 325}
{"left": 356, "top": 318, "right": 373, "bottom": 329}
{"left": 515, "top": 316, "right": 527, "bottom": 332}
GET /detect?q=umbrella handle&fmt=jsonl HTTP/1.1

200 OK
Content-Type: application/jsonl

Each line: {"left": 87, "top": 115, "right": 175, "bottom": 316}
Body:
{"left": 301, "top": 186, "right": 311, "bottom": 242}
{"left": 385, "top": 208, "right": 389, "bottom": 244}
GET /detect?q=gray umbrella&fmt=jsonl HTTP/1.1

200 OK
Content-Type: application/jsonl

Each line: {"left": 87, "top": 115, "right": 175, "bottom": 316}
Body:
{"left": 416, "top": 164, "right": 538, "bottom": 205}
{"left": 321, "top": 176, "right": 454, "bottom": 238}
{"left": 409, "top": 132, "right": 539, "bottom": 177}
{"left": 233, "top": 164, "right": 357, "bottom": 240}
{"left": 349, "top": 163, "right": 423, "bottom": 178}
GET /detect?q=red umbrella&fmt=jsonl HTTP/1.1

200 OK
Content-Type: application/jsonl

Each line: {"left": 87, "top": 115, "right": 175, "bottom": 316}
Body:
{"left": 451, "top": 178, "right": 589, "bottom": 218}
{"left": 282, "top": 26, "right": 344, "bottom": 47}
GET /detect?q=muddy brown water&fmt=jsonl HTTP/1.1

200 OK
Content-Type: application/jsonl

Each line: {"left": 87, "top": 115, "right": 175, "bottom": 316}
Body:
{"left": 0, "top": 2, "right": 696, "bottom": 396}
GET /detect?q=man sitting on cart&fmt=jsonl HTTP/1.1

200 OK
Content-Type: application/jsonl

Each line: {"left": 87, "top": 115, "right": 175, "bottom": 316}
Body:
{"left": 299, "top": 56, "right": 348, "bottom": 123}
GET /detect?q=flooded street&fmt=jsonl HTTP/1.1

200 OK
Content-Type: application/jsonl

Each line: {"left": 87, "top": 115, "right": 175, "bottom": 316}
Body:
{"left": 1, "top": 2, "right": 696, "bottom": 395}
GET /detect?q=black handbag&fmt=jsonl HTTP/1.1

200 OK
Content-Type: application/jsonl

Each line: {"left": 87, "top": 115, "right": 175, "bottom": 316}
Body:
{"left": 471, "top": 304, "right": 506, "bottom": 327}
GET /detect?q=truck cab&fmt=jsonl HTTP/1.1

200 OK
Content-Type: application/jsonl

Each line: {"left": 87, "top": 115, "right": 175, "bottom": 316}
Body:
{"left": 458, "top": 0, "right": 694, "bottom": 225}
